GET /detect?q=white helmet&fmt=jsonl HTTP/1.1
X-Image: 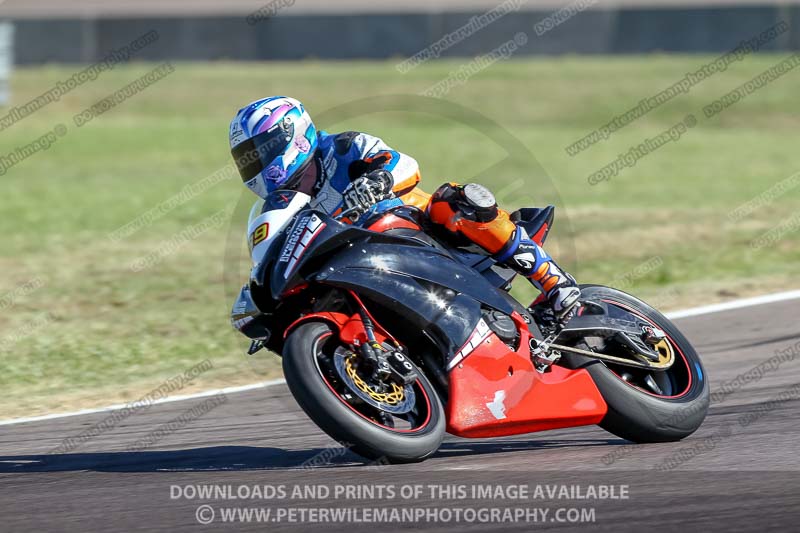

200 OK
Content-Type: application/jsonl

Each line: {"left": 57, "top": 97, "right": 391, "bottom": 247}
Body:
{"left": 229, "top": 96, "right": 318, "bottom": 198}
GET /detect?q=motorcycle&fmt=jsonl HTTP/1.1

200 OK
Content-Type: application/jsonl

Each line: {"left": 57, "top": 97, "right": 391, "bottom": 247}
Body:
{"left": 232, "top": 189, "right": 709, "bottom": 463}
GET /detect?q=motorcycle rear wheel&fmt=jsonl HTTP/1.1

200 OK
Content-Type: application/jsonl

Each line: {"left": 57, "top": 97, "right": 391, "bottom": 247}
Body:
{"left": 563, "top": 285, "right": 710, "bottom": 443}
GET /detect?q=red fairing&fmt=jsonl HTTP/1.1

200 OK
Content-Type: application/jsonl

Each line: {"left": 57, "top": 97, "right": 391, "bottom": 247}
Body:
{"left": 284, "top": 311, "right": 388, "bottom": 346}
{"left": 446, "top": 312, "right": 607, "bottom": 438}
{"left": 366, "top": 213, "right": 421, "bottom": 233}
{"left": 287, "top": 310, "right": 607, "bottom": 439}
{"left": 532, "top": 222, "right": 549, "bottom": 247}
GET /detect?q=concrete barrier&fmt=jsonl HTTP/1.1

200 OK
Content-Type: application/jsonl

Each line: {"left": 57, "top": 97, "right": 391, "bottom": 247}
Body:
{"left": 8, "top": 5, "right": 800, "bottom": 65}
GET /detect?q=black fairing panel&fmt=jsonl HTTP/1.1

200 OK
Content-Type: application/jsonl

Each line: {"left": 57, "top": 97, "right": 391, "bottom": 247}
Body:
{"left": 257, "top": 208, "right": 520, "bottom": 358}
{"left": 318, "top": 241, "right": 514, "bottom": 315}
{"left": 266, "top": 212, "right": 411, "bottom": 300}
{"left": 319, "top": 267, "right": 483, "bottom": 358}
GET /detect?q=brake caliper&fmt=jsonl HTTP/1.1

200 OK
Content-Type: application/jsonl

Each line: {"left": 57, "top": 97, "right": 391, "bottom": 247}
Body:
{"left": 360, "top": 342, "right": 418, "bottom": 386}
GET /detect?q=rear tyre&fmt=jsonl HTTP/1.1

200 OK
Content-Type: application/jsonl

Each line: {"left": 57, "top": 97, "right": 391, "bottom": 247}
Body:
{"left": 563, "top": 285, "right": 709, "bottom": 443}
{"left": 282, "top": 321, "right": 446, "bottom": 463}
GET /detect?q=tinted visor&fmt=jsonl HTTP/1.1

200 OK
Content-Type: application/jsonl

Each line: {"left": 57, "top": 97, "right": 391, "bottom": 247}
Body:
{"left": 231, "top": 120, "right": 294, "bottom": 182}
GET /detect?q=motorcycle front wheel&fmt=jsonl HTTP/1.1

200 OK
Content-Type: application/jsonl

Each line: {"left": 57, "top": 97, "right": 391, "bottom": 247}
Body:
{"left": 282, "top": 321, "right": 446, "bottom": 463}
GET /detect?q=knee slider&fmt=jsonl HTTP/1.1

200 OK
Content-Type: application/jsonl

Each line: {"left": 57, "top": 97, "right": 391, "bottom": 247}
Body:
{"left": 431, "top": 182, "right": 498, "bottom": 223}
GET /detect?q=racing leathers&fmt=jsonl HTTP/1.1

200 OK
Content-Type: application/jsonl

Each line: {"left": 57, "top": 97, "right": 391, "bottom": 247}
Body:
{"left": 305, "top": 130, "right": 581, "bottom": 318}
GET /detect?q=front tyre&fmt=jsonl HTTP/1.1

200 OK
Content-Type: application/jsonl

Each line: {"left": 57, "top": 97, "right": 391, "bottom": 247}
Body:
{"left": 565, "top": 285, "right": 709, "bottom": 443}
{"left": 282, "top": 321, "right": 446, "bottom": 463}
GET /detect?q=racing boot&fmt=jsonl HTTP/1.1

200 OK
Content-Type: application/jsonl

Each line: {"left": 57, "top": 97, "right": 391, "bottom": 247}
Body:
{"left": 427, "top": 182, "right": 581, "bottom": 321}
{"left": 495, "top": 227, "right": 581, "bottom": 324}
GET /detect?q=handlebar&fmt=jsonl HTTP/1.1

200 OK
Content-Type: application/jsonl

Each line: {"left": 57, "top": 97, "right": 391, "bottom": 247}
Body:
{"left": 334, "top": 207, "right": 360, "bottom": 222}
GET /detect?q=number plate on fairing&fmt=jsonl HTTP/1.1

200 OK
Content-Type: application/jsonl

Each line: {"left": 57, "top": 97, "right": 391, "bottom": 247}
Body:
{"left": 247, "top": 191, "right": 311, "bottom": 265}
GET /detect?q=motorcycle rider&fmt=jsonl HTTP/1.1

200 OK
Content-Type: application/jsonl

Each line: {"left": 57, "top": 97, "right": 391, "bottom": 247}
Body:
{"left": 230, "top": 96, "right": 581, "bottom": 322}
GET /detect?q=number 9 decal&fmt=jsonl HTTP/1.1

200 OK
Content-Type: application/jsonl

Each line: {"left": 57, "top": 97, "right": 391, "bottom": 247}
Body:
{"left": 250, "top": 222, "right": 270, "bottom": 248}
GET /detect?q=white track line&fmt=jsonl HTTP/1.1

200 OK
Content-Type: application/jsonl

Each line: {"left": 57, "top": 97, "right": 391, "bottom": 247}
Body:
{"left": 0, "top": 379, "right": 287, "bottom": 427}
{"left": 664, "top": 289, "right": 800, "bottom": 320}
{"left": 3, "top": 289, "right": 800, "bottom": 427}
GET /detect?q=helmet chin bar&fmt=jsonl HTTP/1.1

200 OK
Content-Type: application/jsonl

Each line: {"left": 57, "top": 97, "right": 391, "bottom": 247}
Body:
{"left": 286, "top": 156, "right": 320, "bottom": 195}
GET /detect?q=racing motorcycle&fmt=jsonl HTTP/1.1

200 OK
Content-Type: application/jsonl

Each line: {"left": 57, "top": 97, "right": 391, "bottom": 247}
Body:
{"left": 232, "top": 190, "right": 709, "bottom": 463}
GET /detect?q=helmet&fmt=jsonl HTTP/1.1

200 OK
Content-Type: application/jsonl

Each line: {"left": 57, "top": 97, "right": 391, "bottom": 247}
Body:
{"left": 229, "top": 96, "right": 318, "bottom": 198}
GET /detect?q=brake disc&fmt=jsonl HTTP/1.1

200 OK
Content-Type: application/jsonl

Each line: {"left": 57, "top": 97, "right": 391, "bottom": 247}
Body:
{"left": 333, "top": 349, "right": 416, "bottom": 414}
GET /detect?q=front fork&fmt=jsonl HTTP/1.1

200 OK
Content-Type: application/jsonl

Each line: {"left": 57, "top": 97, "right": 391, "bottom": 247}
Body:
{"left": 347, "top": 292, "right": 418, "bottom": 387}
{"left": 282, "top": 291, "right": 418, "bottom": 388}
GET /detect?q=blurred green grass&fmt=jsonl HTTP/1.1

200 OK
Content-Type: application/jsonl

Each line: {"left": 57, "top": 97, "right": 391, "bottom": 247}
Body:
{"left": 1, "top": 56, "right": 798, "bottom": 417}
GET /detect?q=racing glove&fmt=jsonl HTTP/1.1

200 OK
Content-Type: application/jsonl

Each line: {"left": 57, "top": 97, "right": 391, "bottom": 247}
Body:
{"left": 342, "top": 169, "right": 395, "bottom": 222}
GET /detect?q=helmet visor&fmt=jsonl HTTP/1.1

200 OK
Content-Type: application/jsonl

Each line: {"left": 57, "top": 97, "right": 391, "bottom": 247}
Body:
{"left": 231, "top": 120, "right": 294, "bottom": 182}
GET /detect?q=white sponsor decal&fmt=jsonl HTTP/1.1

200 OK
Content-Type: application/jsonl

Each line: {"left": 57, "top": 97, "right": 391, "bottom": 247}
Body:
{"left": 447, "top": 319, "right": 493, "bottom": 370}
{"left": 283, "top": 214, "right": 326, "bottom": 278}
{"left": 279, "top": 216, "right": 309, "bottom": 263}
{"left": 514, "top": 252, "right": 536, "bottom": 270}
{"left": 486, "top": 390, "right": 508, "bottom": 420}
{"left": 232, "top": 316, "right": 255, "bottom": 331}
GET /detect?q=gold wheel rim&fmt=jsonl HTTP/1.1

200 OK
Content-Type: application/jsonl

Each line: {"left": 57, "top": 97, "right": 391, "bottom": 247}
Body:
{"left": 653, "top": 338, "right": 674, "bottom": 366}
{"left": 345, "top": 356, "right": 405, "bottom": 405}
